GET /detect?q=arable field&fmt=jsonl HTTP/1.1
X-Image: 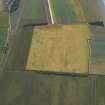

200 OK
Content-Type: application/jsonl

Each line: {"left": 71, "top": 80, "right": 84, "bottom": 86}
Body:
{"left": 0, "top": 0, "right": 5, "bottom": 12}
{"left": 0, "top": 71, "right": 105, "bottom": 105}
{"left": 89, "top": 39, "right": 105, "bottom": 74}
{"left": 0, "top": 28, "right": 7, "bottom": 61}
{"left": 26, "top": 24, "right": 91, "bottom": 73}
{"left": 0, "top": 13, "right": 9, "bottom": 27}
{"left": 50, "top": 0, "right": 78, "bottom": 24}
{"left": 0, "top": 71, "right": 92, "bottom": 105}
{"left": 50, "top": 0, "right": 102, "bottom": 24}
{"left": 22, "top": 0, "right": 48, "bottom": 24}
{"left": 95, "top": 76, "right": 105, "bottom": 105}
{"left": 79, "top": 0, "right": 102, "bottom": 22}
{"left": 90, "top": 40, "right": 105, "bottom": 64}
{"left": 0, "top": 28, "right": 7, "bottom": 47}
{"left": 0, "top": 1, "right": 8, "bottom": 27}
{"left": 70, "top": 0, "right": 86, "bottom": 21}
{"left": 89, "top": 26, "right": 105, "bottom": 74}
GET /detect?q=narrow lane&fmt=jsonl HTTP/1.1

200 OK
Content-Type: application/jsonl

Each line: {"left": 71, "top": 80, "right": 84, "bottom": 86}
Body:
{"left": 47, "top": 0, "right": 54, "bottom": 24}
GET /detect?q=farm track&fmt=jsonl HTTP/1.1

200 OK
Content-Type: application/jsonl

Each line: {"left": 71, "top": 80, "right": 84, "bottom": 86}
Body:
{"left": 43, "top": 0, "right": 53, "bottom": 24}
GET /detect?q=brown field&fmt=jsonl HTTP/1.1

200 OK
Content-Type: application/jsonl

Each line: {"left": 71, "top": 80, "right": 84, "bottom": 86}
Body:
{"left": 89, "top": 64, "right": 105, "bottom": 75}
{"left": 26, "top": 24, "right": 91, "bottom": 73}
{"left": 89, "top": 26, "right": 105, "bottom": 38}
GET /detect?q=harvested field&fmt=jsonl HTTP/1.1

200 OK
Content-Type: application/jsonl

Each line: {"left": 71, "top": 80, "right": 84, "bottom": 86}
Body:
{"left": 26, "top": 24, "right": 91, "bottom": 73}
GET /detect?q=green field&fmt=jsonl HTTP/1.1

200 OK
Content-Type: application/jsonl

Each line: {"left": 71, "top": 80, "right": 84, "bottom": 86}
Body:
{"left": 22, "top": 0, "right": 48, "bottom": 24}
{"left": 0, "top": 71, "right": 92, "bottom": 105}
{"left": 0, "top": 71, "right": 105, "bottom": 105}
{"left": 96, "top": 76, "right": 105, "bottom": 105}
{"left": 0, "top": 28, "right": 7, "bottom": 60}
{"left": 79, "top": 0, "right": 102, "bottom": 22}
{"left": 3, "top": 27, "right": 34, "bottom": 71}
{"left": 51, "top": 0, "right": 77, "bottom": 24}
{"left": 0, "top": 12, "right": 9, "bottom": 27}
{"left": 0, "top": 28, "right": 7, "bottom": 47}
{"left": 50, "top": 0, "right": 102, "bottom": 24}
{"left": 0, "top": 0, "right": 9, "bottom": 27}
{"left": 89, "top": 27, "right": 105, "bottom": 74}
{"left": 0, "top": 30, "right": 105, "bottom": 105}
